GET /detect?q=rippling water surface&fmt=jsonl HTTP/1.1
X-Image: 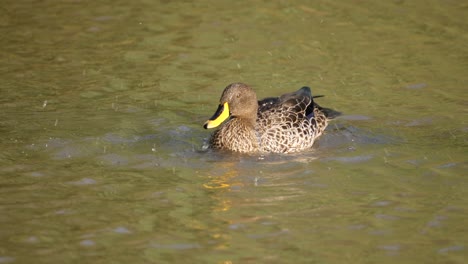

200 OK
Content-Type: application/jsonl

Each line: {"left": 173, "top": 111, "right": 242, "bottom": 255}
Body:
{"left": 1, "top": 1, "right": 467, "bottom": 263}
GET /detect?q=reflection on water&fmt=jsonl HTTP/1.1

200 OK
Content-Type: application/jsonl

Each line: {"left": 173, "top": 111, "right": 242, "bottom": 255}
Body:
{"left": 1, "top": 0, "right": 467, "bottom": 263}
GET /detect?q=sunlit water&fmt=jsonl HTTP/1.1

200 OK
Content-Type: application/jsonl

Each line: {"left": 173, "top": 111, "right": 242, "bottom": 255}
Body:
{"left": 1, "top": 1, "right": 467, "bottom": 263}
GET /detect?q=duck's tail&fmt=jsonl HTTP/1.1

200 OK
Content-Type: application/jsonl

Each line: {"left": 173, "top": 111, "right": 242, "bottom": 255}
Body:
{"left": 312, "top": 95, "right": 341, "bottom": 119}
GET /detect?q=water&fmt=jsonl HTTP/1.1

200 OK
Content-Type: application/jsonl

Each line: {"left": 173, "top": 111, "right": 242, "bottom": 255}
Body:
{"left": 1, "top": 0, "right": 467, "bottom": 263}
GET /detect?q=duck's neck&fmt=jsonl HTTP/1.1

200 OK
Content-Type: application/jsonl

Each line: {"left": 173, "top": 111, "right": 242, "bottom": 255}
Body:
{"left": 231, "top": 116, "right": 256, "bottom": 128}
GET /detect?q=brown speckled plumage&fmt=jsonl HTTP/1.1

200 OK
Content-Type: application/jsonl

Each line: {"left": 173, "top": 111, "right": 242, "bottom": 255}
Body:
{"left": 204, "top": 83, "right": 337, "bottom": 154}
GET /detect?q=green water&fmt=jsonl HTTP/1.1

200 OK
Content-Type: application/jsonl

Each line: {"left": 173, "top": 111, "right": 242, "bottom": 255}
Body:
{"left": 1, "top": 0, "right": 467, "bottom": 263}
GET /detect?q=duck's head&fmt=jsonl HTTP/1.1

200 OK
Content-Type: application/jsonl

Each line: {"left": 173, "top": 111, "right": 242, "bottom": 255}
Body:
{"left": 204, "top": 83, "right": 258, "bottom": 129}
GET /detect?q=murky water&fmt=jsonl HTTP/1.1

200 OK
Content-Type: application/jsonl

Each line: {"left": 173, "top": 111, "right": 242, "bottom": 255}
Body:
{"left": 1, "top": 0, "right": 467, "bottom": 263}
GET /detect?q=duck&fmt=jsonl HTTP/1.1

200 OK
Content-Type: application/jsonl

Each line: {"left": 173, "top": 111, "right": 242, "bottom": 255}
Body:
{"left": 203, "top": 82, "right": 339, "bottom": 153}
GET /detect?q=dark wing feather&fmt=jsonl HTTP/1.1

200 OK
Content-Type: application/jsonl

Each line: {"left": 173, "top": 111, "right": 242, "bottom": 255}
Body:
{"left": 258, "top": 86, "right": 340, "bottom": 120}
{"left": 258, "top": 86, "right": 311, "bottom": 115}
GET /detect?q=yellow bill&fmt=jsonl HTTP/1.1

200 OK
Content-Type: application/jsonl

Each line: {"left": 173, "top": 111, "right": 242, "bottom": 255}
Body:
{"left": 203, "top": 102, "right": 230, "bottom": 129}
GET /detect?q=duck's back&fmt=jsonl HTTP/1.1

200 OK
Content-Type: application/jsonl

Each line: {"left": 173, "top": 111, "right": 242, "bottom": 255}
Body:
{"left": 256, "top": 87, "right": 327, "bottom": 153}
